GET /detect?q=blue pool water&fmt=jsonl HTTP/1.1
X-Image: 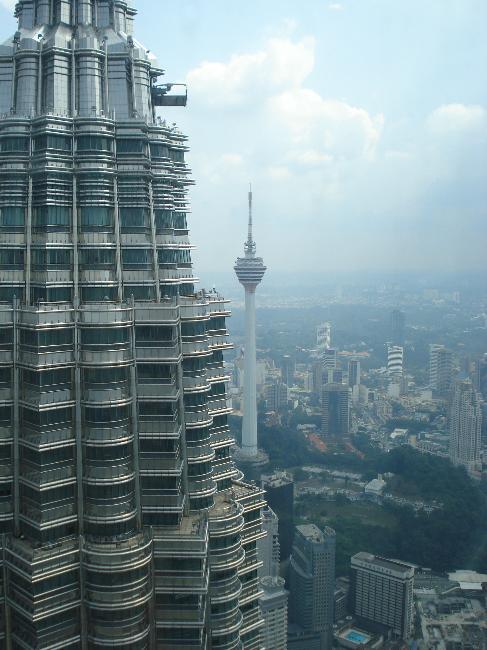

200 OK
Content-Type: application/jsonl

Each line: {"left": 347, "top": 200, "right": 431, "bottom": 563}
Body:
{"left": 345, "top": 630, "right": 369, "bottom": 644}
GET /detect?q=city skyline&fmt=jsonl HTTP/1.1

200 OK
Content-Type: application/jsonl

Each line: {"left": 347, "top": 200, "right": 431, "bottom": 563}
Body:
{"left": 1, "top": 0, "right": 484, "bottom": 274}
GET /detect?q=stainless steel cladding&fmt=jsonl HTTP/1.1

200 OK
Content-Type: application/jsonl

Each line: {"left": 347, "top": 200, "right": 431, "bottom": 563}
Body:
{"left": 0, "top": 2, "right": 265, "bottom": 649}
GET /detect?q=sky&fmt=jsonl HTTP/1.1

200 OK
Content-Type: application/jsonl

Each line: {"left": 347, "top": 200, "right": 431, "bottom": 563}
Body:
{"left": 0, "top": 0, "right": 486, "bottom": 275}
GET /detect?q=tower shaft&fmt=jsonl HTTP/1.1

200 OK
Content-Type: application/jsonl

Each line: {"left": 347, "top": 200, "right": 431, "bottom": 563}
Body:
{"left": 242, "top": 287, "right": 258, "bottom": 455}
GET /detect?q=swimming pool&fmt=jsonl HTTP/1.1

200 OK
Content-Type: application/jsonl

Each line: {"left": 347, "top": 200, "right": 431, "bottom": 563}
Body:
{"left": 345, "top": 630, "right": 370, "bottom": 644}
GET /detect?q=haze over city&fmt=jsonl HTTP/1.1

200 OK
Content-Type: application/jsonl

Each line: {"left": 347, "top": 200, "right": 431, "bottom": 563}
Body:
{"left": 2, "top": 0, "right": 485, "bottom": 273}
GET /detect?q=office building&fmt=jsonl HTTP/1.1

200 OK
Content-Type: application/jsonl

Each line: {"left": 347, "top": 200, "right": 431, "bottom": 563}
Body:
{"left": 449, "top": 380, "right": 482, "bottom": 472}
{"left": 324, "top": 367, "right": 343, "bottom": 385}
{"left": 258, "top": 506, "right": 280, "bottom": 577}
{"left": 261, "top": 471, "right": 294, "bottom": 559}
{"left": 348, "top": 359, "right": 361, "bottom": 387}
{"left": 321, "top": 383, "right": 350, "bottom": 439}
{"left": 390, "top": 309, "right": 405, "bottom": 347}
{"left": 323, "top": 347, "right": 337, "bottom": 370}
{"left": 473, "top": 354, "right": 487, "bottom": 400}
{"left": 387, "top": 345, "right": 403, "bottom": 379}
{"left": 265, "top": 379, "right": 289, "bottom": 411}
{"left": 0, "top": 2, "right": 265, "bottom": 648}
{"left": 260, "top": 576, "right": 288, "bottom": 650}
{"left": 280, "top": 354, "right": 295, "bottom": 387}
{"left": 350, "top": 552, "right": 414, "bottom": 640}
{"left": 288, "top": 525, "right": 336, "bottom": 650}
{"left": 429, "top": 344, "right": 454, "bottom": 396}
{"left": 316, "top": 322, "right": 331, "bottom": 353}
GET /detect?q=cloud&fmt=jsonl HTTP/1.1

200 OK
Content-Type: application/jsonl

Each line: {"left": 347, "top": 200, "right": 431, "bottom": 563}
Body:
{"left": 0, "top": 0, "right": 15, "bottom": 10}
{"left": 427, "top": 103, "right": 487, "bottom": 134}
{"left": 327, "top": 3, "right": 344, "bottom": 10}
{"left": 269, "top": 89, "right": 383, "bottom": 160}
{"left": 186, "top": 36, "right": 382, "bottom": 164}
{"left": 187, "top": 37, "right": 315, "bottom": 107}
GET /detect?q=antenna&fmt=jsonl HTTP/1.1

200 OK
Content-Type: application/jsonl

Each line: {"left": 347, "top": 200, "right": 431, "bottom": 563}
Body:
{"left": 245, "top": 183, "right": 256, "bottom": 256}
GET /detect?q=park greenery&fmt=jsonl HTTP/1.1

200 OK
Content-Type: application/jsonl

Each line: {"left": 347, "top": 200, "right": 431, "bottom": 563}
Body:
{"left": 244, "top": 412, "right": 487, "bottom": 576}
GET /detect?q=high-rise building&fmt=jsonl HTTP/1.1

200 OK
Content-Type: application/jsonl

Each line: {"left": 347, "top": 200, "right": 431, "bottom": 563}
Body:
{"left": 264, "top": 379, "right": 289, "bottom": 411}
{"left": 473, "top": 354, "right": 487, "bottom": 400}
{"left": 316, "top": 322, "right": 331, "bottom": 354}
{"left": 323, "top": 348, "right": 337, "bottom": 371}
{"left": 260, "top": 576, "right": 288, "bottom": 650}
{"left": 429, "top": 344, "right": 454, "bottom": 396}
{"left": 234, "top": 187, "right": 267, "bottom": 464}
{"left": 350, "top": 552, "right": 414, "bottom": 640}
{"left": 288, "top": 525, "right": 336, "bottom": 650}
{"left": 387, "top": 345, "right": 403, "bottom": 378}
{"left": 261, "top": 471, "right": 295, "bottom": 559}
{"left": 348, "top": 359, "right": 361, "bottom": 387}
{"left": 321, "top": 383, "right": 350, "bottom": 439}
{"left": 258, "top": 506, "right": 280, "bottom": 577}
{"left": 0, "top": 3, "right": 266, "bottom": 649}
{"left": 449, "top": 380, "right": 482, "bottom": 472}
{"left": 280, "top": 354, "right": 295, "bottom": 387}
{"left": 324, "top": 367, "right": 343, "bottom": 385}
{"left": 390, "top": 309, "right": 405, "bottom": 347}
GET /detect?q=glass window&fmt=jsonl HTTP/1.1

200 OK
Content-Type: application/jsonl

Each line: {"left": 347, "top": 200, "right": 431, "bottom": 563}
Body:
{"left": 158, "top": 248, "right": 192, "bottom": 266}
{"left": 31, "top": 249, "right": 71, "bottom": 268}
{"left": 31, "top": 286, "right": 72, "bottom": 303}
{"left": 79, "top": 248, "right": 115, "bottom": 267}
{"left": 83, "top": 366, "right": 129, "bottom": 385}
{"left": 84, "top": 405, "right": 129, "bottom": 424}
{"left": 150, "top": 143, "right": 169, "bottom": 159}
{"left": 77, "top": 135, "right": 112, "bottom": 152}
{"left": 34, "top": 134, "right": 72, "bottom": 152}
{"left": 79, "top": 207, "right": 113, "bottom": 231}
{"left": 0, "top": 287, "right": 23, "bottom": 303}
{"left": 181, "top": 321, "right": 207, "bottom": 337}
{"left": 117, "top": 139, "right": 145, "bottom": 153}
{"left": 169, "top": 149, "right": 184, "bottom": 163}
{"left": 119, "top": 207, "right": 150, "bottom": 231}
{"left": 122, "top": 249, "right": 152, "bottom": 268}
{"left": 138, "top": 401, "right": 174, "bottom": 417}
{"left": 22, "top": 368, "right": 72, "bottom": 388}
{"left": 160, "top": 283, "right": 179, "bottom": 298}
{"left": 32, "top": 206, "right": 71, "bottom": 229}
{"left": 0, "top": 248, "right": 24, "bottom": 268}
{"left": 20, "top": 328, "right": 73, "bottom": 349}
{"left": 154, "top": 209, "right": 173, "bottom": 231}
{"left": 135, "top": 326, "right": 173, "bottom": 345}
{"left": 80, "top": 327, "right": 130, "bottom": 346}
{"left": 80, "top": 286, "right": 118, "bottom": 302}
{"left": 0, "top": 207, "right": 24, "bottom": 230}
{"left": 137, "top": 364, "right": 172, "bottom": 383}
{"left": 173, "top": 213, "right": 187, "bottom": 230}
{"left": 123, "top": 285, "right": 156, "bottom": 301}
{"left": 0, "top": 137, "right": 29, "bottom": 153}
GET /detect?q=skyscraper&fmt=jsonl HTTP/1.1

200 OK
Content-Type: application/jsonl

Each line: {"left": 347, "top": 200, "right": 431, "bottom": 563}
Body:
{"left": 288, "top": 525, "right": 336, "bottom": 650}
{"left": 316, "top": 322, "right": 331, "bottom": 354}
{"left": 387, "top": 345, "right": 404, "bottom": 379}
{"left": 390, "top": 309, "right": 405, "bottom": 347}
{"left": 350, "top": 552, "right": 414, "bottom": 640}
{"left": 348, "top": 359, "right": 361, "bottom": 387}
{"left": 429, "top": 344, "right": 454, "bottom": 396}
{"left": 234, "top": 187, "right": 266, "bottom": 460}
{"left": 321, "top": 383, "right": 350, "bottom": 439}
{"left": 260, "top": 576, "right": 288, "bottom": 650}
{"left": 0, "top": 3, "right": 265, "bottom": 648}
{"left": 258, "top": 506, "right": 280, "bottom": 577}
{"left": 261, "top": 471, "right": 295, "bottom": 560}
{"left": 449, "top": 380, "right": 482, "bottom": 472}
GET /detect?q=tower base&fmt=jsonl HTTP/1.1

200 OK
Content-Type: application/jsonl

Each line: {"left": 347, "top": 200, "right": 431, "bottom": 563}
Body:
{"left": 232, "top": 446, "right": 269, "bottom": 482}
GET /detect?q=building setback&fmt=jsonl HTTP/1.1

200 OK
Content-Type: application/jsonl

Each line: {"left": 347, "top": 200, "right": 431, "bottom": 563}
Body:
{"left": 350, "top": 552, "right": 414, "bottom": 640}
{"left": 0, "top": 2, "right": 265, "bottom": 649}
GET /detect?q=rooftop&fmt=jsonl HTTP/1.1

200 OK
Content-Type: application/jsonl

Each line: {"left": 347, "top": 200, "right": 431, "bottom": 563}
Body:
{"left": 352, "top": 552, "right": 415, "bottom": 577}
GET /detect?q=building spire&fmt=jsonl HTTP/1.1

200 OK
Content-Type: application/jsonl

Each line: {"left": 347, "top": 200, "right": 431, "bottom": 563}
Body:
{"left": 245, "top": 183, "right": 256, "bottom": 256}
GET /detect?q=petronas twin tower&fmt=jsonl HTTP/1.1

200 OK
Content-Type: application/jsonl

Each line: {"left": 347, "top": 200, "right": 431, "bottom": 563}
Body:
{"left": 0, "top": 2, "right": 265, "bottom": 648}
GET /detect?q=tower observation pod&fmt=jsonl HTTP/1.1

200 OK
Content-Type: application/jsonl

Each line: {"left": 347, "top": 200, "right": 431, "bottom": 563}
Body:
{"left": 234, "top": 187, "right": 269, "bottom": 469}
